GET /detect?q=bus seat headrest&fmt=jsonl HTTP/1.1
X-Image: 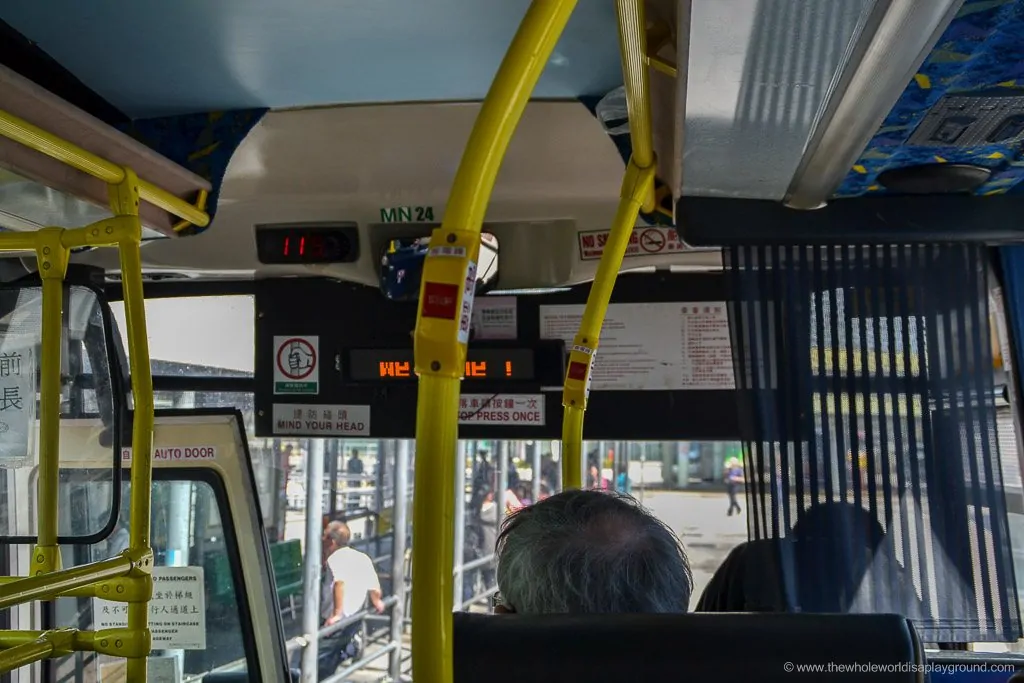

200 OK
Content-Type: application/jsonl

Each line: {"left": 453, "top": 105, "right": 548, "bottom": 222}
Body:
{"left": 453, "top": 612, "right": 924, "bottom": 682}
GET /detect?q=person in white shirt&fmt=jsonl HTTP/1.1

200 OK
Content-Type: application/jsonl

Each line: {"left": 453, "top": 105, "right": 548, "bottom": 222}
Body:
{"left": 303, "top": 521, "right": 384, "bottom": 680}
{"left": 324, "top": 521, "right": 385, "bottom": 623}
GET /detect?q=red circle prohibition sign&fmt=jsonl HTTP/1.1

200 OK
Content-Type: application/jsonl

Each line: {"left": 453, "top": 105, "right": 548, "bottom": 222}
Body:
{"left": 277, "top": 338, "right": 317, "bottom": 380}
{"left": 640, "top": 229, "right": 666, "bottom": 253}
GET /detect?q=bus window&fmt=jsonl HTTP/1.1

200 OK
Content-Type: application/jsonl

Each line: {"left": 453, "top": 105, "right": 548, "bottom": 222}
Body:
{"left": 109, "top": 295, "right": 254, "bottom": 378}
{"left": 51, "top": 475, "right": 261, "bottom": 681}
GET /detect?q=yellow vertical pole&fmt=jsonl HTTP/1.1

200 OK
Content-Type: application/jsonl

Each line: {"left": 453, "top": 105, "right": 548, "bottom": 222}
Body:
{"left": 561, "top": 0, "right": 658, "bottom": 489}
{"left": 560, "top": 162, "right": 654, "bottom": 489}
{"left": 31, "top": 228, "right": 71, "bottom": 577}
{"left": 410, "top": 2, "right": 578, "bottom": 681}
{"left": 109, "top": 169, "right": 154, "bottom": 683}
{"left": 616, "top": 0, "right": 656, "bottom": 213}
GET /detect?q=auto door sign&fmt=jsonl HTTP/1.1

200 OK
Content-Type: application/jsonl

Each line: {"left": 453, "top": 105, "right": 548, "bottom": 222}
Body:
{"left": 274, "top": 336, "right": 320, "bottom": 395}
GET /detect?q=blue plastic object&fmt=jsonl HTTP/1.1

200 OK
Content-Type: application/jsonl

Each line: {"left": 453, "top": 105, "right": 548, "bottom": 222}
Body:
{"left": 380, "top": 242, "right": 428, "bottom": 302}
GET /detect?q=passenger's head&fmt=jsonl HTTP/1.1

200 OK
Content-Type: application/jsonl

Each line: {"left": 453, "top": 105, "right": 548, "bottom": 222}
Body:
{"left": 791, "top": 502, "right": 884, "bottom": 550}
{"left": 495, "top": 489, "right": 692, "bottom": 614}
{"left": 323, "top": 520, "right": 351, "bottom": 556}
{"left": 788, "top": 502, "right": 887, "bottom": 612}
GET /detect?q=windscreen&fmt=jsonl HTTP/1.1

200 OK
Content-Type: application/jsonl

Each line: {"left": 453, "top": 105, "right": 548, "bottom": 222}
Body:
{"left": 0, "top": 284, "right": 118, "bottom": 540}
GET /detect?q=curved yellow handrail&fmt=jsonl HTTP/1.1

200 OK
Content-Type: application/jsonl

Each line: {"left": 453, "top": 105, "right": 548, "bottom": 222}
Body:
{"left": 410, "top": 1, "right": 579, "bottom": 681}
{"left": 561, "top": 0, "right": 659, "bottom": 489}
{"left": 561, "top": 160, "right": 655, "bottom": 488}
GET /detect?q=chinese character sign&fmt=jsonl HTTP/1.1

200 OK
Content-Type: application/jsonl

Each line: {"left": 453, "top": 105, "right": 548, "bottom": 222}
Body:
{"left": 93, "top": 566, "right": 207, "bottom": 650}
{"left": 0, "top": 346, "right": 36, "bottom": 468}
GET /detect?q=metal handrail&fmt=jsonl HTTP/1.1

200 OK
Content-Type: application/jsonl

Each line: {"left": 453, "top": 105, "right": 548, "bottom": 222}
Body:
{"left": 203, "top": 592, "right": 403, "bottom": 679}
{"left": 0, "top": 109, "right": 210, "bottom": 228}
{"left": 284, "top": 593, "right": 400, "bottom": 653}
{"left": 457, "top": 553, "right": 495, "bottom": 574}
{"left": 324, "top": 641, "right": 399, "bottom": 683}
{"left": 460, "top": 585, "right": 498, "bottom": 611}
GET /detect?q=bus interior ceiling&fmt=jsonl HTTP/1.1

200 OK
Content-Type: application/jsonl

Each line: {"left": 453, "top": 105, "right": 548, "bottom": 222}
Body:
{"left": 4, "top": 0, "right": 1024, "bottom": 681}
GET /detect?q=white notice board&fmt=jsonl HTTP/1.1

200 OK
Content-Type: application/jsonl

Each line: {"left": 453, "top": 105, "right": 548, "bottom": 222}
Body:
{"left": 271, "top": 403, "right": 371, "bottom": 436}
{"left": 94, "top": 566, "right": 207, "bottom": 650}
{"left": 459, "top": 394, "right": 545, "bottom": 426}
{"left": 0, "top": 346, "right": 36, "bottom": 468}
{"left": 471, "top": 296, "right": 518, "bottom": 340}
{"left": 539, "top": 302, "right": 736, "bottom": 391}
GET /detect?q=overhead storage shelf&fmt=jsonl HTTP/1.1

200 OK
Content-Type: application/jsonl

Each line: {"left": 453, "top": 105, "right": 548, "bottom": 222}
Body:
{"left": 0, "top": 64, "right": 210, "bottom": 236}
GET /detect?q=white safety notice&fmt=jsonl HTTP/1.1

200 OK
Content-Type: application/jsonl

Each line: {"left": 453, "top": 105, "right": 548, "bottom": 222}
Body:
{"left": 471, "top": 296, "right": 518, "bottom": 340}
{"left": 539, "top": 302, "right": 735, "bottom": 391}
{"left": 94, "top": 566, "right": 207, "bottom": 650}
{"left": 273, "top": 335, "right": 319, "bottom": 395}
{"left": 577, "top": 226, "right": 686, "bottom": 261}
{"left": 459, "top": 394, "right": 545, "bottom": 426}
{"left": 121, "top": 446, "right": 217, "bottom": 466}
{"left": 457, "top": 261, "right": 477, "bottom": 345}
{"left": 0, "top": 346, "right": 35, "bottom": 468}
{"left": 273, "top": 404, "right": 371, "bottom": 436}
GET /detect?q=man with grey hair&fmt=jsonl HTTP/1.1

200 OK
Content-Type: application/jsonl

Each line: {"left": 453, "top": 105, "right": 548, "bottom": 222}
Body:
{"left": 493, "top": 489, "right": 692, "bottom": 614}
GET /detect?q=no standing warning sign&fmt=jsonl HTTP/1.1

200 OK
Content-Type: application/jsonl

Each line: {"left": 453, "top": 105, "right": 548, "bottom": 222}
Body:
{"left": 577, "top": 226, "right": 686, "bottom": 261}
{"left": 274, "top": 336, "right": 319, "bottom": 395}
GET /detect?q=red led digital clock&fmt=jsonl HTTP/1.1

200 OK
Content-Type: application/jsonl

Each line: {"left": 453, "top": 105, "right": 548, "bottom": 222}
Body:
{"left": 255, "top": 224, "right": 359, "bottom": 265}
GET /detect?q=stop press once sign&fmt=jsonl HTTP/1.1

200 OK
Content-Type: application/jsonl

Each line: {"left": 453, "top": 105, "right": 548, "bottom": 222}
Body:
{"left": 120, "top": 446, "right": 217, "bottom": 463}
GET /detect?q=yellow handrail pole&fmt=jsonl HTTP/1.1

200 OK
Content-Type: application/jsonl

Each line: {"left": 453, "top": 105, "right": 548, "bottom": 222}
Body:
{"left": 561, "top": 161, "right": 655, "bottom": 489}
{"left": 0, "top": 629, "right": 91, "bottom": 649}
{"left": 0, "top": 640, "right": 52, "bottom": 674}
{"left": 0, "top": 629, "right": 74, "bottom": 674}
{"left": 560, "top": 0, "right": 658, "bottom": 487}
{"left": 410, "top": 1, "right": 577, "bottom": 682}
{"left": 616, "top": 0, "right": 657, "bottom": 214}
{"left": 0, "top": 556, "right": 132, "bottom": 609}
{"left": 0, "top": 110, "right": 210, "bottom": 228}
{"left": 442, "top": 2, "right": 578, "bottom": 225}
{"left": 31, "top": 227, "right": 71, "bottom": 578}
{"left": 110, "top": 168, "right": 155, "bottom": 682}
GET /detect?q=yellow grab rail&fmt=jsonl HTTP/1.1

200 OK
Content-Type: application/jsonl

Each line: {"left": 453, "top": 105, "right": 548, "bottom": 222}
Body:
{"left": 410, "top": 1, "right": 578, "bottom": 681}
{"left": 0, "top": 555, "right": 133, "bottom": 609}
{"left": 0, "top": 166, "right": 155, "bottom": 680}
{"left": 0, "top": 630, "right": 75, "bottom": 671}
{"left": 615, "top": 0, "right": 657, "bottom": 214}
{"left": 561, "top": 160, "right": 655, "bottom": 488}
{"left": 0, "top": 109, "right": 210, "bottom": 229}
{"left": 560, "top": 0, "right": 659, "bottom": 488}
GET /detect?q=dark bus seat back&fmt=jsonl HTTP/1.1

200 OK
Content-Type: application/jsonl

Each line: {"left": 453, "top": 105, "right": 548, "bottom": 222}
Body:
{"left": 453, "top": 612, "right": 925, "bottom": 682}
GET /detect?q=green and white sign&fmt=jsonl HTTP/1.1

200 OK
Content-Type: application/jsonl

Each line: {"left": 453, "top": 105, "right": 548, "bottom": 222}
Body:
{"left": 274, "top": 335, "right": 319, "bottom": 395}
{"left": 380, "top": 206, "right": 435, "bottom": 223}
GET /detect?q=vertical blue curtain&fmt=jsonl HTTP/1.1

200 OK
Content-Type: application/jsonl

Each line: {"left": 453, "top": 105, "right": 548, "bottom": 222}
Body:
{"left": 725, "top": 244, "right": 1020, "bottom": 643}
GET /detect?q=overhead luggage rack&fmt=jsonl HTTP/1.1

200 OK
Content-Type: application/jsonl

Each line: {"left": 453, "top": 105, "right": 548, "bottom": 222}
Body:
{"left": 0, "top": 64, "right": 210, "bottom": 236}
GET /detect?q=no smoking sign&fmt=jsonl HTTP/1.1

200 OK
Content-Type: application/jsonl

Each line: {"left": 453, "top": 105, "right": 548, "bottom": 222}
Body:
{"left": 639, "top": 228, "right": 666, "bottom": 254}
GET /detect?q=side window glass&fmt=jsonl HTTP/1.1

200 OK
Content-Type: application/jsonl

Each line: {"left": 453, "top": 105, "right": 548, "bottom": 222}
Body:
{"left": 51, "top": 477, "right": 257, "bottom": 681}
